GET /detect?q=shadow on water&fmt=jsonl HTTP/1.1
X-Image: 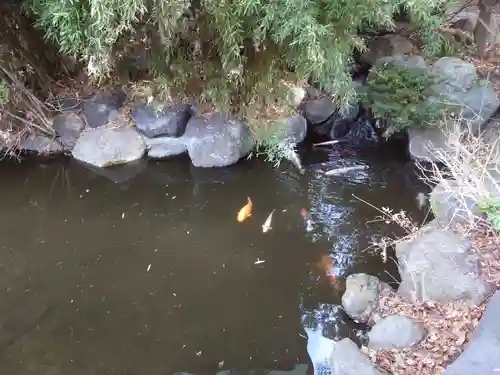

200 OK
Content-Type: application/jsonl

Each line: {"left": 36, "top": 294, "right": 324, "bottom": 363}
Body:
{"left": 0, "top": 148, "right": 429, "bottom": 375}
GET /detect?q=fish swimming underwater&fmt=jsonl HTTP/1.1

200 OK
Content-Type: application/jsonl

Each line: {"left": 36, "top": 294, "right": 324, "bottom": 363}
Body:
{"left": 300, "top": 208, "right": 314, "bottom": 232}
{"left": 316, "top": 254, "right": 336, "bottom": 281}
{"left": 237, "top": 197, "right": 253, "bottom": 222}
{"left": 262, "top": 209, "right": 275, "bottom": 233}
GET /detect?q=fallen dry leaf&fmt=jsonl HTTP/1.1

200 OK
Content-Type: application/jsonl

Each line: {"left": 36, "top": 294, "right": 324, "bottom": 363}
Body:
{"left": 366, "top": 227, "right": 499, "bottom": 375}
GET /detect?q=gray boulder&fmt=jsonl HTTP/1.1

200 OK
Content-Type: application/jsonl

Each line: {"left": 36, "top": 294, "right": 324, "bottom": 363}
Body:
{"left": 431, "top": 58, "right": 499, "bottom": 134}
{"left": 408, "top": 126, "right": 447, "bottom": 162}
{"left": 407, "top": 57, "right": 499, "bottom": 161}
{"left": 431, "top": 57, "right": 477, "bottom": 92}
{"left": 53, "top": 113, "right": 85, "bottom": 149}
{"left": 304, "top": 98, "right": 337, "bottom": 125}
{"left": 330, "top": 338, "right": 389, "bottom": 375}
{"left": 277, "top": 115, "right": 308, "bottom": 143}
{"left": 304, "top": 98, "right": 359, "bottom": 138}
{"left": 72, "top": 127, "right": 146, "bottom": 167}
{"left": 368, "top": 315, "right": 426, "bottom": 349}
{"left": 443, "top": 291, "right": 500, "bottom": 375}
{"left": 342, "top": 273, "right": 380, "bottom": 322}
{"left": 131, "top": 103, "right": 192, "bottom": 138}
{"left": 83, "top": 90, "right": 126, "bottom": 128}
{"left": 19, "top": 135, "right": 63, "bottom": 154}
{"left": 438, "top": 80, "right": 500, "bottom": 134}
{"left": 396, "top": 221, "right": 493, "bottom": 305}
{"left": 184, "top": 113, "right": 254, "bottom": 168}
{"left": 360, "top": 34, "right": 416, "bottom": 66}
{"left": 430, "top": 179, "right": 482, "bottom": 228}
{"left": 145, "top": 136, "right": 188, "bottom": 159}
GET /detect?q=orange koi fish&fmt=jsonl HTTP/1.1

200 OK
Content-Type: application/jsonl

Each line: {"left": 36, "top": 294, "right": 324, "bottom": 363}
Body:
{"left": 317, "top": 254, "right": 337, "bottom": 281}
{"left": 237, "top": 197, "right": 253, "bottom": 222}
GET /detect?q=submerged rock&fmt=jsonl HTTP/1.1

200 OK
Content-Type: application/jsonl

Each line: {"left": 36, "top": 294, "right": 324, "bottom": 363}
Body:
{"left": 330, "top": 338, "right": 388, "bottom": 375}
{"left": 443, "top": 290, "right": 500, "bottom": 375}
{"left": 82, "top": 90, "right": 126, "bottom": 128}
{"left": 131, "top": 103, "right": 192, "bottom": 138}
{"left": 72, "top": 127, "right": 146, "bottom": 167}
{"left": 184, "top": 113, "right": 254, "bottom": 168}
{"left": 19, "top": 135, "right": 63, "bottom": 154}
{"left": 342, "top": 273, "right": 380, "bottom": 322}
{"left": 73, "top": 158, "right": 148, "bottom": 184}
{"left": 53, "top": 113, "right": 85, "bottom": 149}
{"left": 368, "top": 315, "right": 426, "bottom": 349}
{"left": 396, "top": 221, "right": 493, "bottom": 305}
{"left": 145, "top": 136, "right": 188, "bottom": 159}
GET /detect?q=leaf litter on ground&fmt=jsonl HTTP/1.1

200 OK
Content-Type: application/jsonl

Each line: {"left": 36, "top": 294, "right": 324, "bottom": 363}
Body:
{"left": 367, "top": 227, "right": 499, "bottom": 375}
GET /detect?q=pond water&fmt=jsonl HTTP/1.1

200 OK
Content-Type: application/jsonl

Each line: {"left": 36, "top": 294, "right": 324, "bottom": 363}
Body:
{"left": 0, "top": 146, "right": 429, "bottom": 375}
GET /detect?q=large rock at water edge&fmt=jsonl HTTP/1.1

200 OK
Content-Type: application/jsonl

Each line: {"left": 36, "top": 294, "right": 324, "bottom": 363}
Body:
{"left": 82, "top": 90, "right": 126, "bottom": 128}
{"left": 144, "top": 135, "right": 187, "bottom": 159}
{"left": 431, "top": 58, "right": 499, "bottom": 134}
{"left": 396, "top": 222, "right": 493, "bottom": 305}
{"left": 342, "top": 273, "right": 380, "bottom": 322}
{"left": 131, "top": 103, "right": 192, "bottom": 138}
{"left": 19, "top": 135, "right": 63, "bottom": 154}
{"left": 430, "top": 179, "right": 482, "bottom": 228}
{"left": 276, "top": 115, "right": 307, "bottom": 143}
{"left": 303, "top": 98, "right": 359, "bottom": 138}
{"left": 368, "top": 315, "right": 426, "bottom": 349}
{"left": 72, "top": 127, "right": 146, "bottom": 167}
{"left": 443, "top": 290, "right": 500, "bottom": 375}
{"left": 304, "top": 98, "right": 337, "bottom": 126}
{"left": 330, "top": 338, "right": 389, "bottom": 375}
{"left": 408, "top": 127, "right": 447, "bottom": 162}
{"left": 53, "top": 113, "right": 85, "bottom": 149}
{"left": 183, "top": 113, "right": 254, "bottom": 168}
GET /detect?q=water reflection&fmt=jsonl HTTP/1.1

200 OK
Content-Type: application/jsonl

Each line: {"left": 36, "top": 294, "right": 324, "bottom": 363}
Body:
{"left": 0, "top": 150, "right": 429, "bottom": 375}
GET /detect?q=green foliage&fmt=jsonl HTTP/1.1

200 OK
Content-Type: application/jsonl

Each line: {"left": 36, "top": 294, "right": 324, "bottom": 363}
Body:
{"left": 248, "top": 119, "right": 291, "bottom": 167}
{"left": 361, "top": 60, "right": 445, "bottom": 136}
{"left": 479, "top": 198, "right": 500, "bottom": 231}
{"left": 22, "top": 0, "right": 449, "bottom": 112}
{"left": 20, "top": 0, "right": 451, "bottom": 163}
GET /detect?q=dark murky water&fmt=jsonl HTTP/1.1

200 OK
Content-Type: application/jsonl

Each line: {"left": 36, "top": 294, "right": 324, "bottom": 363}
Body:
{"left": 0, "top": 148, "right": 429, "bottom": 375}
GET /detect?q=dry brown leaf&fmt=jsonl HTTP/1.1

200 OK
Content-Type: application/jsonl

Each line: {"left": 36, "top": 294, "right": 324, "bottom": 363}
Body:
{"left": 368, "top": 227, "right": 498, "bottom": 375}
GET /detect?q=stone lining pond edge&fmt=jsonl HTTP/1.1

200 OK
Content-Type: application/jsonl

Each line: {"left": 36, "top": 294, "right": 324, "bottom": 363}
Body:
{"left": 331, "top": 179, "right": 499, "bottom": 374}
{"left": 7, "top": 56, "right": 500, "bottom": 174}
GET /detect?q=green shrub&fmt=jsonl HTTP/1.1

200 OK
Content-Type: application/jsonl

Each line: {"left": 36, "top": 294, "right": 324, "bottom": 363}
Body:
{"left": 22, "top": 0, "right": 450, "bottom": 112}
{"left": 361, "top": 60, "right": 446, "bottom": 136}
{"left": 19, "top": 0, "right": 452, "bottom": 163}
{"left": 479, "top": 198, "right": 500, "bottom": 231}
